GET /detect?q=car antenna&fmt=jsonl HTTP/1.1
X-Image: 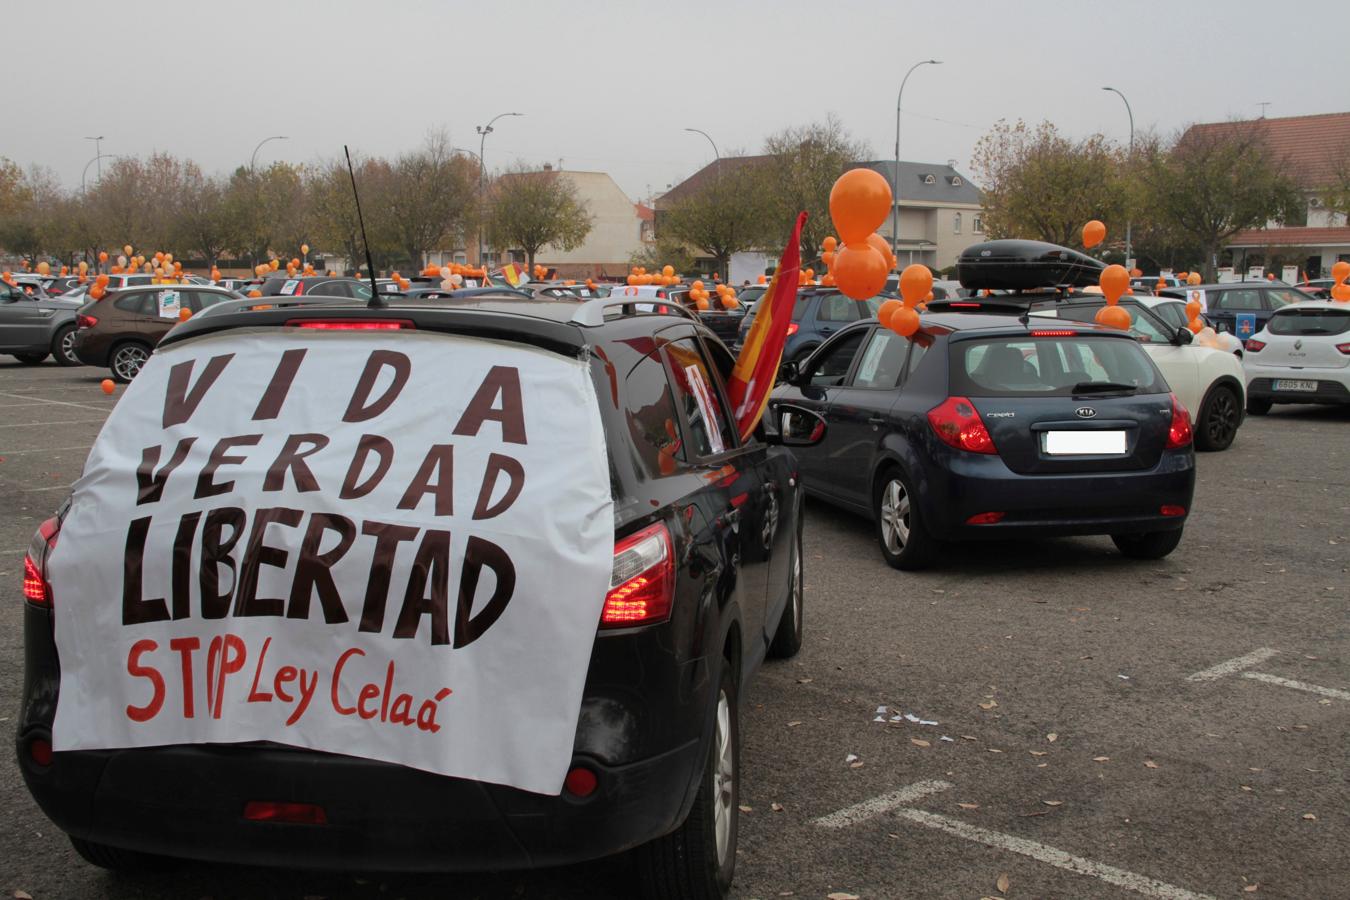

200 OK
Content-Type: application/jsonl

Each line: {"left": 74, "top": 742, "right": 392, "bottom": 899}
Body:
{"left": 343, "top": 145, "right": 385, "bottom": 309}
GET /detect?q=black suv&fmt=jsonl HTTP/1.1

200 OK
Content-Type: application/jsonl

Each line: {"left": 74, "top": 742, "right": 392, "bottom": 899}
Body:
{"left": 18, "top": 292, "right": 820, "bottom": 899}
{"left": 734, "top": 287, "right": 883, "bottom": 361}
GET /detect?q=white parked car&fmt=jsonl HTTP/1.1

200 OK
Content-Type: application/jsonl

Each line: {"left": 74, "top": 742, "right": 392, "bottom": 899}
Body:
{"left": 1134, "top": 295, "right": 1245, "bottom": 358}
{"left": 1032, "top": 297, "right": 1248, "bottom": 451}
{"left": 1242, "top": 302, "right": 1350, "bottom": 415}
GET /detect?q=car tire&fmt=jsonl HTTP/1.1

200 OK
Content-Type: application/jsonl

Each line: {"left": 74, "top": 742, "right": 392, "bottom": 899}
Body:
{"left": 1195, "top": 384, "right": 1240, "bottom": 451}
{"left": 14, "top": 352, "right": 48, "bottom": 364}
{"left": 767, "top": 517, "right": 803, "bottom": 660}
{"left": 69, "top": 835, "right": 170, "bottom": 871}
{"left": 51, "top": 324, "right": 80, "bottom": 367}
{"left": 1111, "top": 529, "right": 1183, "bottom": 560}
{"left": 1246, "top": 397, "right": 1272, "bottom": 416}
{"left": 110, "top": 341, "right": 152, "bottom": 383}
{"left": 635, "top": 662, "right": 739, "bottom": 900}
{"left": 874, "top": 466, "right": 937, "bottom": 570}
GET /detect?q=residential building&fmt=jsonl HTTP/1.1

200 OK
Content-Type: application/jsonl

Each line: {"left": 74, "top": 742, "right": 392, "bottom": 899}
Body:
{"left": 1190, "top": 112, "right": 1350, "bottom": 278}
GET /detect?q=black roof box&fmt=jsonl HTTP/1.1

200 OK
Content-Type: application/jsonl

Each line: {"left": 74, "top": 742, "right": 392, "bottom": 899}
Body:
{"left": 957, "top": 239, "right": 1104, "bottom": 290}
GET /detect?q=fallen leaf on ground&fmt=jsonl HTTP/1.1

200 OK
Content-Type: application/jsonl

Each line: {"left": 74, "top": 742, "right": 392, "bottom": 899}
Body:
{"left": 910, "top": 738, "right": 931, "bottom": 748}
{"left": 1244, "top": 883, "right": 1259, "bottom": 892}
{"left": 996, "top": 872, "right": 1011, "bottom": 893}
{"left": 987, "top": 748, "right": 1004, "bottom": 753}
{"left": 797, "top": 677, "right": 813, "bottom": 684}
{"left": 1093, "top": 756, "right": 1110, "bottom": 762}
{"left": 1019, "top": 810, "right": 1050, "bottom": 817}
{"left": 739, "top": 805, "right": 753, "bottom": 813}
{"left": 1029, "top": 750, "right": 1047, "bottom": 757}
{"left": 979, "top": 700, "right": 998, "bottom": 710}
{"left": 772, "top": 802, "right": 785, "bottom": 812}
{"left": 958, "top": 802, "right": 980, "bottom": 810}
{"left": 850, "top": 761, "right": 865, "bottom": 769}
{"left": 1302, "top": 813, "right": 1317, "bottom": 821}
{"left": 1046, "top": 733, "right": 1058, "bottom": 742}
{"left": 1144, "top": 760, "right": 1159, "bottom": 768}
{"left": 15, "top": 892, "right": 34, "bottom": 900}
{"left": 1043, "top": 800, "right": 1063, "bottom": 806}
{"left": 827, "top": 893, "right": 860, "bottom": 900}
{"left": 787, "top": 721, "right": 803, "bottom": 727}
{"left": 963, "top": 735, "right": 979, "bottom": 741}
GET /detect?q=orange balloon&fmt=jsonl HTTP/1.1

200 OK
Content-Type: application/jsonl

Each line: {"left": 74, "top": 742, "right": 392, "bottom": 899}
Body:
{"left": 662, "top": 265, "right": 674, "bottom": 277}
{"left": 1331, "top": 282, "right": 1350, "bottom": 302}
{"left": 822, "top": 236, "right": 837, "bottom": 253}
{"left": 270, "top": 259, "right": 280, "bottom": 270}
{"left": 1095, "top": 305, "right": 1131, "bottom": 330}
{"left": 833, "top": 244, "right": 889, "bottom": 300}
{"left": 1099, "top": 264, "right": 1129, "bottom": 304}
{"left": 247, "top": 289, "right": 262, "bottom": 298}
{"left": 98, "top": 251, "right": 109, "bottom": 263}
{"left": 1332, "top": 261, "right": 1350, "bottom": 284}
{"left": 865, "top": 233, "right": 896, "bottom": 271}
{"left": 178, "top": 307, "right": 192, "bottom": 322}
{"left": 829, "top": 169, "right": 893, "bottom": 244}
{"left": 1130, "top": 267, "right": 1143, "bottom": 278}
{"left": 100, "top": 379, "right": 115, "bottom": 395}
{"left": 1177, "top": 272, "right": 1188, "bottom": 279}
{"left": 822, "top": 250, "right": 836, "bottom": 269}
{"left": 757, "top": 274, "right": 766, "bottom": 284}
{"left": 1082, "top": 220, "right": 1106, "bottom": 249}
{"left": 692, "top": 280, "right": 704, "bottom": 291}
{"left": 123, "top": 244, "right": 133, "bottom": 256}
{"left": 877, "top": 298, "right": 903, "bottom": 328}
{"left": 720, "top": 295, "right": 739, "bottom": 310}
{"left": 1185, "top": 300, "right": 1202, "bottom": 319}
{"left": 899, "top": 264, "right": 933, "bottom": 307}
{"left": 890, "top": 306, "right": 921, "bottom": 337}
{"left": 95, "top": 273, "right": 109, "bottom": 286}
{"left": 1188, "top": 317, "right": 1204, "bottom": 333}
{"left": 695, "top": 296, "right": 710, "bottom": 311}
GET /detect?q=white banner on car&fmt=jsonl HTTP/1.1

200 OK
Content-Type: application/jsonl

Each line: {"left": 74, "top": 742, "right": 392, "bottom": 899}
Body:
{"left": 49, "top": 330, "right": 614, "bottom": 795}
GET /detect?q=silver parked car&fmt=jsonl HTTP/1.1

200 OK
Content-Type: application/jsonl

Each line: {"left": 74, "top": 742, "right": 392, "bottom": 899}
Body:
{"left": 0, "top": 279, "right": 83, "bottom": 366}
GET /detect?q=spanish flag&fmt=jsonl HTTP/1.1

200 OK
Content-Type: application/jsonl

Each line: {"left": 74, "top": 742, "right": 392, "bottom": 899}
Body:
{"left": 726, "top": 211, "right": 806, "bottom": 442}
{"left": 500, "top": 262, "right": 529, "bottom": 287}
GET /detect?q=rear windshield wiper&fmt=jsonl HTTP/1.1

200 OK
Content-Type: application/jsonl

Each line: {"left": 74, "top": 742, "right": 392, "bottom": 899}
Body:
{"left": 1071, "top": 381, "right": 1138, "bottom": 395}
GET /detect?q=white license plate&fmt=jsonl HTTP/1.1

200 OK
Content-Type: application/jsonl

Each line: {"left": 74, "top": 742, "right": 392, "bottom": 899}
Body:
{"left": 1044, "top": 431, "right": 1126, "bottom": 455}
{"left": 1274, "top": 379, "right": 1318, "bottom": 392}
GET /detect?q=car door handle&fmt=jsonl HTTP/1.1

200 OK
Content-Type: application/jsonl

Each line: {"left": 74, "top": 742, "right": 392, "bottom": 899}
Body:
{"left": 819, "top": 326, "right": 835, "bottom": 333}
{"left": 868, "top": 415, "right": 886, "bottom": 430}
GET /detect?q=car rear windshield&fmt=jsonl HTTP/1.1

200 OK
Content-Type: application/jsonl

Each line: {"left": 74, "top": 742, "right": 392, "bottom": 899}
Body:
{"left": 1266, "top": 308, "right": 1350, "bottom": 336}
{"left": 949, "top": 335, "right": 1165, "bottom": 397}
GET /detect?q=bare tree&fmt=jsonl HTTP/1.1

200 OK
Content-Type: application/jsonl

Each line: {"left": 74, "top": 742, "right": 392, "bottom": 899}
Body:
{"left": 761, "top": 115, "right": 870, "bottom": 263}
{"left": 382, "top": 132, "right": 476, "bottom": 269}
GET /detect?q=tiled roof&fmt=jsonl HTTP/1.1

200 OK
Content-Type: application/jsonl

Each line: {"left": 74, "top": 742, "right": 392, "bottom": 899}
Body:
{"left": 1227, "top": 226, "right": 1350, "bottom": 247}
{"left": 1180, "top": 112, "right": 1350, "bottom": 187}
{"left": 635, "top": 203, "right": 654, "bottom": 222}
{"left": 656, "top": 157, "right": 982, "bottom": 207}
{"left": 654, "top": 155, "right": 773, "bottom": 207}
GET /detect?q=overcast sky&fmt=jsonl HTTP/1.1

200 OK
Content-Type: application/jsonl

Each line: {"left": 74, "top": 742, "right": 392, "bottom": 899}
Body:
{"left": 10, "top": 0, "right": 1349, "bottom": 204}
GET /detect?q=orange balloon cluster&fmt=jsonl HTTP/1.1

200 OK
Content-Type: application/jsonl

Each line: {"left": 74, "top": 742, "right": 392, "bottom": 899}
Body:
{"left": 878, "top": 264, "right": 932, "bottom": 338}
{"left": 1094, "top": 264, "right": 1132, "bottom": 329}
{"left": 1082, "top": 220, "right": 1106, "bottom": 249}
{"left": 627, "top": 265, "right": 681, "bottom": 287}
{"left": 829, "top": 169, "right": 895, "bottom": 300}
{"left": 1331, "top": 260, "right": 1350, "bottom": 303}
{"left": 88, "top": 273, "right": 111, "bottom": 301}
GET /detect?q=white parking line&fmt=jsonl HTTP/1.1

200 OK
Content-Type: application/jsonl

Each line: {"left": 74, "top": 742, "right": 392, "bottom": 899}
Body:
{"left": 0, "top": 419, "right": 106, "bottom": 428}
{"left": 893, "top": 809, "right": 1217, "bottom": 900}
{"left": 0, "top": 391, "right": 115, "bottom": 414}
{"left": 1186, "top": 648, "right": 1278, "bottom": 682}
{"left": 0, "top": 445, "right": 92, "bottom": 456}
{"left": 813, "top": 780, "right": 953, "bottom": 828}
{"left": 1242, "top": 672, "right": 1350, "bottom": 701}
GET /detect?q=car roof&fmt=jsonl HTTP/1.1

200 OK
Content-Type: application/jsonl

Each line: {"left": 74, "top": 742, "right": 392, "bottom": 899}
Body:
{"left": 108, "top": 283, "right": 236, "bottom": 294}
{"left": 1266, "top": 300, "right": 1347, "bottom": 312}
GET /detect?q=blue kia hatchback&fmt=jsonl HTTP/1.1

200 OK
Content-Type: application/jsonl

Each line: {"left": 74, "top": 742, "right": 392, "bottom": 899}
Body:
{"left": 770, "top": 313, "right": 1196, "bottom": 569}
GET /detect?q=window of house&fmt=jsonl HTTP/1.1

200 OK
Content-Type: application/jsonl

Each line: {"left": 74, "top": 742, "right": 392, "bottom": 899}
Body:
{"left": 923, "top": 174, "right": 936, "bottom": 185}
{"left": 953, "top": 213, "right": 962, "bottom": 234}
{"left": 951, "top": 176, "right": 962, "bottom": 186}
{"left": 453, "top": 252, "right": 467, "bottom": 265}
{"left": 973, "top": 215, "right": 984, "bottom": 233}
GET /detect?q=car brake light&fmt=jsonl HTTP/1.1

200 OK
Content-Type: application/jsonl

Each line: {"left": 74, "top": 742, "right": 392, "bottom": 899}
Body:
{"left": 965, "top": 511, "right": 1005, "bottom": 525}
{"left": 22, "top": 517, "right": 59, "bottom": 607}
{"left": 1165, "top": 392, "right": 1193, "bottom": 449}
{"left": 1160, "top": 505, "right": 1186, "bottom": 517}
{"left": 28, "top": 737, "right": 53, "bottom": 767}
{"left": 1030, "top": 330, "right": 1075, "bottom": 336}
{"left": 287, "top": 320, "right": 415, "bottom": 330}
{"left": 22, "top": 556, "right": 47, "bottom": 604}
{"left": 564, "top": 766, "right": 598, "bottom": 798}
{"left": 1336, "top": 342, "right": 1350, "bottom": 355}
{"left": 1245, "top": 339, "right": 1264, "bottom": 352}
{"left": 600, "top": 522, "right": 674, "bottom": 628}
{"left": 949, "top": 302, "right": 981, "bottom": 308}
{"left": 242, "top": 801, "right": 328, "bottom": 824}
{"left": 927, "top": 397, "right": 998, "bottom": 454}
{"left": 76, "top": 314, "right": 98, "bottom": 329}
{"left": 786, "top": 323, "right": 799, "bottom": 336}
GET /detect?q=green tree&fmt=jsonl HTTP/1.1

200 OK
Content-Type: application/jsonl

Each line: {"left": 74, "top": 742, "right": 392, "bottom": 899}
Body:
{"left": 1142, "top": 121, "right": 1304, "bottom": 280}
{"left": 487, "top": 163, "right": 593, "bottom": 270}
{"left": 174, "top": 170, "right": 235, "bottom": 267}
{"left": 760, "top": 115, "right": 870, "bottom": 264}
{"left": 629, "top": 234, "right": 698, "bottom": 277}
{"left": 971, "top": 119, "right": 1130, "bottom": 248}
{"left": 384, "top": 133, "right": 476, "bottom": 270}
{"left": 308, "top": 156, "right": 399, "bottom": 274}
{"left": 658, "top": 159, "right": 766, "bottom": 279}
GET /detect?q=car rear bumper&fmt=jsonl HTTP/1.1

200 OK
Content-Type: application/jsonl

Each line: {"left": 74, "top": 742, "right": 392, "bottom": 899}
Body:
{"left": 1246, "top": 375, "right": 1350, "bottom": 405}
{"left": 18, "top": 734, "right": 702, "bottom": 872}
{"left": 920, "top": 450, "right": 1196, "bottom": 541}
{"left": 71, "top": 330, "right": 109, "bottom": 366}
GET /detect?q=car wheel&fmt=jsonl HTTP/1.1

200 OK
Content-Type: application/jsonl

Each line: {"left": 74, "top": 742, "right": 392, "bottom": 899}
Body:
{"left": 874, "top": 467, "right": 937, "bottom": 570}
{"left": 1246, "top": 396, "right": 1272, "bottom": 416}
{"left": 1195, "top": 385, "right": 1240, "bottom": 451}
{"left": 767, "top": 517, "right": 803, "bottom": 659}
{"left": 635, "top": 662, "right": 739, "bottom": 900}
{"left": 1111, "top": 529, "right": 1183, "bottom": 560}
{"left": 69, "top": 835, "right": 171, "bottom": 871}
{"left": 51, "top": 324, "right": 80, "bottom": 367}
{"left": 14, "top": 352, "right": 48, "bottom": 364}
{"left": 110, "top": 342, "right": 151, "bottom": 383}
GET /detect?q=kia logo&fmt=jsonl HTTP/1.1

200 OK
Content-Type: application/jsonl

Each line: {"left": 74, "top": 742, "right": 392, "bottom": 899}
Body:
{"left": 1075, "top": 407, "right": 1097, "bottom": 419}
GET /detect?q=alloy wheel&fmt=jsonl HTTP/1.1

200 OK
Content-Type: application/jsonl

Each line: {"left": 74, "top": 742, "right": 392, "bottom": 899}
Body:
{"left": 59, "top": 329, "right": 78, "bottom": 364}
{"left": 880, "top": 479, "right": 911, "bottom": 554}
{"left": 113, "top": 345, "right": 148, "bottom": 381}
{"left": 1208, "top": 390, "right": 1237, "bottom": 444}
{"left": 712, "top": 690, "right": 734, "bottom": 866}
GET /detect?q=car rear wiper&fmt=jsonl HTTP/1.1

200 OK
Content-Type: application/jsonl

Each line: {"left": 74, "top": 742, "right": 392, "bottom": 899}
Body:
{"left": 1071, "top": 381, "right": 1138, "bottom": 395}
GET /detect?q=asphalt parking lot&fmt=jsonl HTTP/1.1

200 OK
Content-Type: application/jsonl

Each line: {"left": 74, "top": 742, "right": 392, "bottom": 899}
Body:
{"left": 1, "top": 359, "right": 1346, "bottom": 900}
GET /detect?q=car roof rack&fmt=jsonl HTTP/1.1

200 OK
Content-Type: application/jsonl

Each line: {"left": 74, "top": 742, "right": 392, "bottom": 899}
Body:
{"left": 571, "top": 296, "right": 699, "bottom": 327}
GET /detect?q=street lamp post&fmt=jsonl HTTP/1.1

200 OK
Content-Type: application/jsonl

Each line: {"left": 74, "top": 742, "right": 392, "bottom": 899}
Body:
{"left": 893, "top": 60, "right": 941, "bottom": 258}
{"left": 84, "top": 136, "right": 104, "bottom": 182}
{"left": 475, "top": 112, "right": 523, "bottom": 269}
{"left": 1102, "top": 86, "right": 1134, "bottom": 267}
{"left": 81, "top": 153, "right": 116, "bottom": 194}
{"left": 684, "top": 127, "right": 721, "bottom": 180}
{"left": 250, "top": 135, "right": 289, "bottom": 172}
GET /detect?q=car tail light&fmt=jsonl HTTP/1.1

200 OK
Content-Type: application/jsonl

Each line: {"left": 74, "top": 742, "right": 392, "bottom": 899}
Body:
{"left": 927, "top": 397, "right": 998, "bottom": 455}
{"left": 1336, "top": 342, "right": 1350, "bottom": 356}
{"left": 1030, "top": 330, "right": 1076, "bottom": 336}
{"left": 27, "top": 737, "right": 53, "bottom": 767}
{"left": 599, "top": 522, "right": 674, "bottom": 628}
{"left": 1245, "top": 339, "right": 1265, "bottom": 352}
{"left": 242, "top": 801, "right": 328, "bottom": 825}
{"left": 287, "top": 319, "right": 415, "bottom": 330}
{"left": 563, "top": 766, "right": 598, "bottom": 798}
{"left": 1160, "top": 505, "right": 1186, "bottom": 517}
{"left": 786, "top": 323, "right": 799, "bottom": 336}
{"left": 22, "top": 517, "right": 59, "bottom": 607}
{"left": 965, "top": 511, "right": 1005, "bottom": 525}
{"left": 949, "top": 302, "right": 981, "bottom": 308}
{"left": 76, "top": 314, "right": 98, "bottom": 329}
{"left": 1165, "top": 393, "right": 1193, "bottom": 450}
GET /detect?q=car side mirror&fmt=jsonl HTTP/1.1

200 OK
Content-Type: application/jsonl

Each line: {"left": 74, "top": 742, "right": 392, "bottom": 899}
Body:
{"left": 1172, "top": 327, "right": 1193, "bottom": 345}
{"left": 766, "top": 403, "right": 828, "bottom": 447}
{"left": 778, "top": 359, "right": 802, "bottom": 385}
